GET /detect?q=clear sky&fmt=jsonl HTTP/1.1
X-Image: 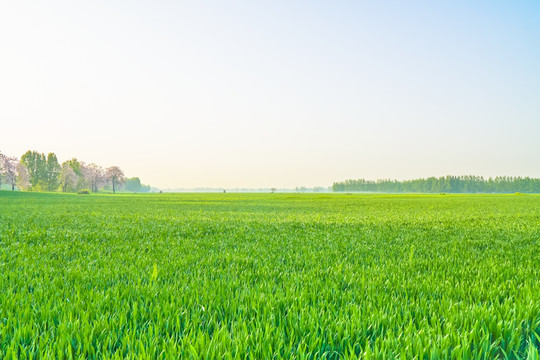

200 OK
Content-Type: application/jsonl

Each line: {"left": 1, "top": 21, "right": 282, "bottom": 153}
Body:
{"left": 1, "top": 1, "right": 539, "bottom": 189}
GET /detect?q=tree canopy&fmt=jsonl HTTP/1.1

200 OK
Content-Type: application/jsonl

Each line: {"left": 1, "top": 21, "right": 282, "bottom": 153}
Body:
{"left": 333, "top": 176, "right": 540, "bottom": 193}
{"left": 1, "top": 150, "right": 151, "bottom": 193}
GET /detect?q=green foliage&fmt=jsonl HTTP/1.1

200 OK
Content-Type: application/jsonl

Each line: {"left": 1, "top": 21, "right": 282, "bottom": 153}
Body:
{"left": 65, "top": 158, "right": 82, "bottom": 176}
{"left": 124, "top": 177, "right": 151, "bottom": 193}
{"left": 18, "top": 152, "right": 150, "bottom": 193}
{"left": 20, "top": 150, "right": 47, "bottom": 188}
{"left": 45, "top": 152, "right": 61, "bottom": 191}
{"left": 20, "top": 151, "right": 61, "bottom": 191}
{"left": 76, "top": 189, "right": 90, "bottom": 194}
{"left": 0, "top": 192, "right": 539, "bottom": 359}
{"left": 334, "top": 175, "right": 540, "bottom": 193}
{"left": 124, "top": 176, "right": 142, "bottom": 191}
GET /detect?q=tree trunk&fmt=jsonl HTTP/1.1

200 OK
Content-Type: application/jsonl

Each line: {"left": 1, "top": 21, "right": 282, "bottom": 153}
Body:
{"left": 113, "top": 179, "right": 116, "bottom": 193}
{"left": 12, "top": 184, "right": 15, "bottom": 191}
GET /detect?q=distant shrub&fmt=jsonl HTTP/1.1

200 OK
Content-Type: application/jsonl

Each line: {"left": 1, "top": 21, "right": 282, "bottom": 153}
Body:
{"left": 77, "top": 189, "right": 90, "bottom": 194}
{"left": 440, "top": 193, "right": 446, "bottom": 195}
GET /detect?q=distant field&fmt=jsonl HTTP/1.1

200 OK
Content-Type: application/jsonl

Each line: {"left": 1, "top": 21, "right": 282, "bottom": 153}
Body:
{"left": 0, "top": 192, "right": 539, "bottom": 359}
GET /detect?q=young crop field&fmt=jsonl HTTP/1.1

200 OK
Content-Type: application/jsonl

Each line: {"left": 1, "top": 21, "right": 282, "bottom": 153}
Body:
{"left": 0, "top": 191, "right": 539, "bottom": 359}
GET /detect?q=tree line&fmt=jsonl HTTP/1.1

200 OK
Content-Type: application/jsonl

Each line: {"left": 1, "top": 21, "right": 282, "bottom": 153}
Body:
{"left": 332, "top": 175, "right": 540, "bottom": 193}
{"left": 0, "top": 150, "right": 151, "bottom": 193}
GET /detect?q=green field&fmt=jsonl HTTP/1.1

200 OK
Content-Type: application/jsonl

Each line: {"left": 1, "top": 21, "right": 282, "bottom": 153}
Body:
{"left": 1, "top": 192, "right": 539, "bottom": 359}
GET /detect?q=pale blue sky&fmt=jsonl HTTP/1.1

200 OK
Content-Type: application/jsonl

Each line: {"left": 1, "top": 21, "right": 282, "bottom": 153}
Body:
{"left": 1, "top": 1, "right": 539, "bottom": 188}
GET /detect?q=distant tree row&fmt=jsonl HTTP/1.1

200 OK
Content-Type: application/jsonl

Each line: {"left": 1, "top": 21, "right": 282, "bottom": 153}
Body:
{"left": 332, "top": 175, "right": 540, "bottom": 194}
{"left": 0, "top": 150, "right": 151, "bottom": 193}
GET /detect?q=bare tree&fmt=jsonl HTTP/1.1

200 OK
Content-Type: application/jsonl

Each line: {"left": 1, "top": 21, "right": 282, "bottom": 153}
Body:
{"left": 105, "top": 166, "right": 125, "bottom": 193}
{"left": 60, "top": 162, "right": 78, "bottom": 192}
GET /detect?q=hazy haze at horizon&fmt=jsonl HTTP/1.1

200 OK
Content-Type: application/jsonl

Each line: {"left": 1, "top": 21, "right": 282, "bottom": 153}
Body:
{"left": 1, "top": 1, "right": 539, "bottom": 188}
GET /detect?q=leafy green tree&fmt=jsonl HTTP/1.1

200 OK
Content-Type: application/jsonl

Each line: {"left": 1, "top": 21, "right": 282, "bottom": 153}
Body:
{"left": 124, "top": 177, "right": 142, "bottom": 192}
{"left": 123, "top": 177, "right": 152, "bottom": 193}
{"left": 332, "top": 176, "right": 540, "bottom": 193}
{"left": 64, "top": 158, "right": 82, "bottom": 176}
{"left": 63, "top": 158, "right": 88, "bottom": 191}
{"left": 45, "top": 153, "right": 61, "bottom": 191}
{"left": 64, "top": 158, "right": 94, "bottom": 190}
{"left": 21, "top": 151, "right": 47, "bottom": 190}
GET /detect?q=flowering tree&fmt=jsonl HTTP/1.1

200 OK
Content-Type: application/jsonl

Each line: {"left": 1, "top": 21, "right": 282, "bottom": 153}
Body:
{"left": 82, "top": 163, "right": 105, "bottom": 193}
{"left": 1, "top": 155, "right": 19, "bottom": 190}
{"left": 105, "top": 166, "right": 125, "bottom": 193}
{"left": 16, "top": 162, "right": 31, "bottom": 190}
{"left": 0, "top": 152, "right": 3, "bottom": 189}
{"left": 60, "top": 162, "right": 78, "bottom": 192}
{"left": 2, "top": 151, "right": 149, "bottom": 193}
